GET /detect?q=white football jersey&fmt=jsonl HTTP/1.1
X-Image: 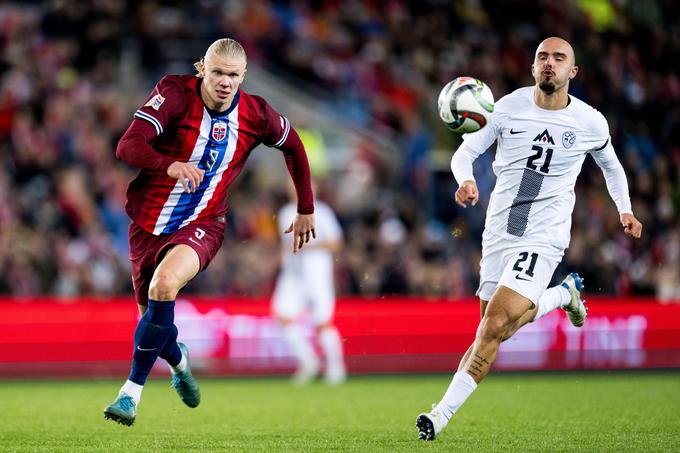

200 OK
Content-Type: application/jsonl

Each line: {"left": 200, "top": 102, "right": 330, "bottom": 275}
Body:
{"left": 460, "top": 86, "right": 620, "bottom": 248}
{"left": 274, "top": 201, "right": 341, "bottom": 324}
{"left": 278, "top": 201, "right": 342, "bottom": 274}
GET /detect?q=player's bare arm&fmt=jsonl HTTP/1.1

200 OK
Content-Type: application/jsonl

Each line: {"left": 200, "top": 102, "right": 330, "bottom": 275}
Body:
{"left": 167, "top": 161, "right": 205, "bottom": 193}
{"left": 455, "top": 180, "right": 479, "bottom": 208}
{"left": 621, "top": 213, "right": 642, "bottom": 239}
{"left": 285, "top": 213, "right": 316, "bottom": 254}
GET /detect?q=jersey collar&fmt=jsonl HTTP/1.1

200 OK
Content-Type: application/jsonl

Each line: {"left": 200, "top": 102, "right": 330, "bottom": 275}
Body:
{"left": 195, "top": 78, "right": 240, "bottom": 117}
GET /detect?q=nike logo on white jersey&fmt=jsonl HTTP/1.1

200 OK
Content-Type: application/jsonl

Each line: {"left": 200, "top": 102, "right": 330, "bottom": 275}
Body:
{"left": 137, "top": 346, "right": 157, "bottom": 351}
{"left": 515, "top": 274, "right": 532, "bottom": 281}
{"left": 510, "top": 128, "right": 526, "bottom": 134}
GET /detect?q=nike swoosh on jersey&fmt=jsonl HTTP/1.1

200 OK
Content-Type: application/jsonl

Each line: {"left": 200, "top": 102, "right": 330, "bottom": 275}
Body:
{"left": 510, "top": 129, "right": 526, "bottom": 134}
{"left": 515, "top": 274, "right": 532, "bottom": 281}
{"left": 137, "top": 346, "right": 157, "bottom": 351}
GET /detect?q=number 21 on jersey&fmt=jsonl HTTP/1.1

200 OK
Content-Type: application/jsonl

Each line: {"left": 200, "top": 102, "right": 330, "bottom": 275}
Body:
{"left": 527, "top": 146, "right": 552, "bottom": 174}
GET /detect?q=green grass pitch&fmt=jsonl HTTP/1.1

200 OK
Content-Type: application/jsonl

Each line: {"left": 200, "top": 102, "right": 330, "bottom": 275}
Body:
{"left": 1, "top": 372, "right": 678, "bottom": 452}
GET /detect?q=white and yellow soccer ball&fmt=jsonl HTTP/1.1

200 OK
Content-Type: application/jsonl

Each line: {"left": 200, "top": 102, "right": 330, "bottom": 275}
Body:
{"left": 438, "top": 77, "right": 495, "bottom": 133}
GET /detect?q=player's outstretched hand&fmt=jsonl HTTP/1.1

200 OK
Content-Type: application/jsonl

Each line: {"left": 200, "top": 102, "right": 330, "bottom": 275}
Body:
{"left": 621, "top": 213, "right": 642, "bottom": 239}
{"left": 167, "top": 161, "right": 205, "bottom": 193}
{"left": 455, "top": 180, "right": 479, "bottom": 208}
{"left": 284, "top": 213, "right": 316, "bottom": 254}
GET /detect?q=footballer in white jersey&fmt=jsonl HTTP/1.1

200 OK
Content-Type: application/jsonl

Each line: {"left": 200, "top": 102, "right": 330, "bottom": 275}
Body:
{"left": 416, "top": 37, "right": 643, "bottom": 442}
{"left": 272, "top": 200, "right": 346, "bottom": 384}
{"left": 457, "top": 86, "right": 631, "bottom": 249}
{"left": 273, "top": 201, "right": 342, "bottom": 324}
{"left": 456, "top": 86, "right": 636, "bottom": 303}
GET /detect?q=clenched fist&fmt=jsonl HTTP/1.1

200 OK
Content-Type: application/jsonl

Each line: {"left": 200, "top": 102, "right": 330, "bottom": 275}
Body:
{"left": 455, "top": 180, "right": 479, "bottom": 208}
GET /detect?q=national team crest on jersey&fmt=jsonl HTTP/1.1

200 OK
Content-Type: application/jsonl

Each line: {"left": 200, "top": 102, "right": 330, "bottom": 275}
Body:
{"left": 212, "top": 121, "right": 227, "bottom": 142}
{"left": 533, "top": 129, "right": 555, "bottom": 145}
{"left": 562, "top": 131, "right": 576, "bottom": 149}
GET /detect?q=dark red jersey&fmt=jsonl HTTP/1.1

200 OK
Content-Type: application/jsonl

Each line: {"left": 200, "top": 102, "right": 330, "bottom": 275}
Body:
{"left": 118, "top": 74, "right": 312, "bottom": 235}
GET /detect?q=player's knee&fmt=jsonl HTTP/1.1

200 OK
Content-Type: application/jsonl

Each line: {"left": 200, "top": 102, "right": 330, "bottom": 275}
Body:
{"left": 149, "top": 271, "right": 182, "bottom": 300}
{"left": 478, "top": 314, "right": 510, "bottom": 343}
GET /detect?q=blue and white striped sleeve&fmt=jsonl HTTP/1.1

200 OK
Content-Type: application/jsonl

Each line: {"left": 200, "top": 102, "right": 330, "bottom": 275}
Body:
{"left": 133, "top": 110, "right": 163, "bottom": 136}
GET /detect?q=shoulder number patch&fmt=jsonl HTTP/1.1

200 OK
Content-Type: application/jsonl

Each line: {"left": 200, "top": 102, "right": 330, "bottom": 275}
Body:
{"left": 145, "top": 94, "right": 165, "bottom": 111}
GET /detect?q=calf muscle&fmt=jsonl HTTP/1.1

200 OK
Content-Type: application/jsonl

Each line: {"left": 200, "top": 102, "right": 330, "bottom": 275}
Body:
{"left": 460, "top": 286, "right": 534, "bottom": 383}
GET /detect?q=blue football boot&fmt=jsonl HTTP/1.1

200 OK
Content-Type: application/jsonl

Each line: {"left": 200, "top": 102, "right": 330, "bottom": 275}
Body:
{"left": 103, "top": 392, "right": 136, "bottom": 426}
{"left": 171, "top": 342, "right": 201, "bottom": 408}
{"left": 561, "top": 273, "right": 588, "bottom": 327}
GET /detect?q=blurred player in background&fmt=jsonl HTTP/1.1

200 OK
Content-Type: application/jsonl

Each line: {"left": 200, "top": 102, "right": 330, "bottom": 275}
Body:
{"left": 273, "top": 187, "right": 346, "bottom": 384}
{"left": 416, "top": 37, "right": 643, "bottom": 440}
{"left": 104, "top": 38, "right": 316, "bottom": 426}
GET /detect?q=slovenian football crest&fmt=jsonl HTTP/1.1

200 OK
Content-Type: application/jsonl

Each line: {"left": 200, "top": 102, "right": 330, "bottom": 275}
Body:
{"left": 211, "top": 121, "right": 227, "bottom": 142}
{"left": 562, "top": 131, "right": 576, "bottom": 149}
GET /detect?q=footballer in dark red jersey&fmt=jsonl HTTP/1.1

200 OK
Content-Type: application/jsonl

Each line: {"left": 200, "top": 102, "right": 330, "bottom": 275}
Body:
{"left": 104, "top": 38, "right": 316, "bottom": 426}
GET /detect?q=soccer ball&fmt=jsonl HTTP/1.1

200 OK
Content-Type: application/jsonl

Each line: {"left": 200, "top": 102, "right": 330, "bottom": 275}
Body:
{"left": 438, "top": 77, "right": 494, "bottom": 133}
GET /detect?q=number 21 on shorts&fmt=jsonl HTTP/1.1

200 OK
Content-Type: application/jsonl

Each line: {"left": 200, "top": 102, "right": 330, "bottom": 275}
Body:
{"left": 513, "top": 252, "right": 538, "bottom": 280}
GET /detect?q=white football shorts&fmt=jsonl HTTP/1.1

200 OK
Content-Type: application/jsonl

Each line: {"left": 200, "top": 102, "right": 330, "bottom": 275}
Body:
{"left": 272, "top": 271, "right": 335, "bottom": 325}
{"left": 476, "top": 232, "right": 565, "bottom": 304}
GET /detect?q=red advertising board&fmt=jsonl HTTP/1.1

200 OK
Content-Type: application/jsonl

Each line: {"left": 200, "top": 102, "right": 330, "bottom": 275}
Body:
{"left": 0, "top": 297, "right": 679, "bottom": 378}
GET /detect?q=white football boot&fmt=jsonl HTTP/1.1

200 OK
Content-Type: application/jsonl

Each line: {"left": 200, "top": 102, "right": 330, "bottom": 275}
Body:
{"left": 416, "top": 404, "right": 448, "bottom": 441}
{"left": 561, "top": 272, "right": 587, "bottom": 327}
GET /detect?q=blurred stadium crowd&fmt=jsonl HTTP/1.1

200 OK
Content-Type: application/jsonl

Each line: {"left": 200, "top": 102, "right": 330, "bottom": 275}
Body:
{"left": 1, "top": 0, "right": 678, "bottom": 300}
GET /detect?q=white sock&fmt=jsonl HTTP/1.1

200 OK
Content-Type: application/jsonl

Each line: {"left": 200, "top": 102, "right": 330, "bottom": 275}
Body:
{"left": 318, "top": 327, "right": 345, "bottom": 377}
{"left": 169, "top": 353, "right": 187, "bottom": 375}
{"left": 120, "top": 380, "right": 143, "bottom": 405}
{"left": 534, "top": 285, "right": 571, "bottom": 321}
{"left": 437, "top": 371, "right": 478, "bottom": 422}
{"left": 282, "top": 324, "right": 317, "bottom": 368}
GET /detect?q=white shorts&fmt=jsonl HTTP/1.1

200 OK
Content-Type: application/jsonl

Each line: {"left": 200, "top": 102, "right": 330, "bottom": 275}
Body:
{"left": 272, "top": 271, "right": 335, "bottom": 325}
{"left": 476, "top": 233, "right": 565, "bottom": 304}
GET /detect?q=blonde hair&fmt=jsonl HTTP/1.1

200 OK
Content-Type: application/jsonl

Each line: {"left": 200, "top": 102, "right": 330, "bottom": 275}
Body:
{"left": 194, "top": 38, "right": 247, "bottom": 75}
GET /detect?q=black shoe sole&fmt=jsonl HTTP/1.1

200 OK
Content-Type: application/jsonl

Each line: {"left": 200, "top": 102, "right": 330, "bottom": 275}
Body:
{"left": 104, "top": 411, "right": 135, "bottom": 426}
{"left": 416, "top": 415, "right": 435, "bottom": 441}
